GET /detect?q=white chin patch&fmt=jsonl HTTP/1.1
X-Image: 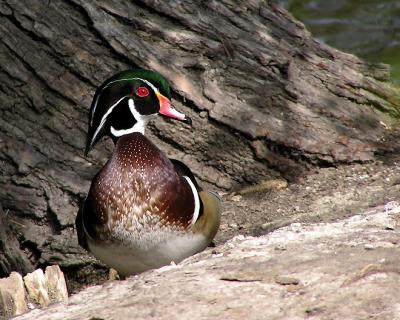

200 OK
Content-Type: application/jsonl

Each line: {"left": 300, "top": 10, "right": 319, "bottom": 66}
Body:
{"left": 111, "top": 99, "right": 153, "bottom": 136}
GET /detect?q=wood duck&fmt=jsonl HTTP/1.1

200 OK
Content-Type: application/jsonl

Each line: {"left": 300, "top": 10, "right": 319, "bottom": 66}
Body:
{"left": 76, "top": 69, "right": 221, "bottom": 277}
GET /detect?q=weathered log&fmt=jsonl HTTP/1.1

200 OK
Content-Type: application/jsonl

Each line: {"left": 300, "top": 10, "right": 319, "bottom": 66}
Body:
{"left": 0, "top": 266, "right": 68, "bottom": 318}
{"left": 0, "top": 0, "right": 398, "bottom": 278}
{"left": 13, "top": 203, "right": 400, "bottom": 320}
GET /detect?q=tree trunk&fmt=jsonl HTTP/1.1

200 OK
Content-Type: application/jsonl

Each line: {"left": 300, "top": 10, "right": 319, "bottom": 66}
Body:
{"left": 0, "top": 0, "right": 398, "bottom": 278}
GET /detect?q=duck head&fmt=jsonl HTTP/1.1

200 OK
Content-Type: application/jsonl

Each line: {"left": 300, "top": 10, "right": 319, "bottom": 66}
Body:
{"left": 85, "top": 69, "right": 191, "bottom": 155}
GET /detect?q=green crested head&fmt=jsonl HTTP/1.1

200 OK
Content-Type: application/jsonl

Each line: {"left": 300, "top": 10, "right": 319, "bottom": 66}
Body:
{"left": 102, "top": 69, "right": 172, "bottom": 100}
{"left": 85, "top": 69, "right": 191, "bottom": 155}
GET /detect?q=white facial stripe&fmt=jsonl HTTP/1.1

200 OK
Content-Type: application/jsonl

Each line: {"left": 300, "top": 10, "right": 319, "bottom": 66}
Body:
{"left": 90, "top": 96, "right": 128, "bottom": 147}
{"left": 183, "top": 176, "right": 200, "bottom": 225}
{"left": 90, "top": 91, "right": 102, "bottom": 126}
{"left": 110, "top": 99, "right": 152, "bottom": 136}
{"left": 91, "top": 77, "right": 159, "bottom": 126}
{"left": 104, "top": 77, "right": 159, "bottom": 93}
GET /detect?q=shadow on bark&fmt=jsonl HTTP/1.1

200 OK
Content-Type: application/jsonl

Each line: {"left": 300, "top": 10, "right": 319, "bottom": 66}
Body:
{"left": 0, "top": 0, "right": 398, "bottom": 279}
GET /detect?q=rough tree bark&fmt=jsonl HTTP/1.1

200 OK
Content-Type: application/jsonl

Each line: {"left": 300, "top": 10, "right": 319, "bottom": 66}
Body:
{"left": 0, "top": 0, "right": 399, "bottom": 279}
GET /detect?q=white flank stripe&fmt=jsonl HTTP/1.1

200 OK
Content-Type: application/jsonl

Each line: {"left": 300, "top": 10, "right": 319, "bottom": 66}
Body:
{"left": 183, "top": 176, "right": 200, "bottom": 225}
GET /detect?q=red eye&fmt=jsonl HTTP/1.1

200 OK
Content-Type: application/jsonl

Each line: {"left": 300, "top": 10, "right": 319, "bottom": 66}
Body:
{"left": 136, "top": 86, "right": 149, "bottom": 97}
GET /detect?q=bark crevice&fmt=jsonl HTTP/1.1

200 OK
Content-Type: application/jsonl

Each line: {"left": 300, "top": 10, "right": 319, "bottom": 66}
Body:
{"left": 0, "top": 0, "right": 398, "bottom": 277}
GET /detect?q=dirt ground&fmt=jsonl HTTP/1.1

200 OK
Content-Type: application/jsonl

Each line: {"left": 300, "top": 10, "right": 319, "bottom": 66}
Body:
{"left": 16, "top": 188, "right": 400, "bottom": 320}
{"left": 65, "top": 129, "right": 400, "bottom": 294}
{"left": 218, "top": 154, "right": 400, "bottom": 244}
{"left": 219, "top": 128, "right": 400, "bottom": 242}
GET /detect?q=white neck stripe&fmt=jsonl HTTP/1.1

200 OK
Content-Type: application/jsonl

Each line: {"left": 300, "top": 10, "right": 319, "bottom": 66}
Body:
{"left": 183, "top": 176, "right": 200, "bottom": 225}
{"left": 110, "top": 126, "right": 140, "bottom": 137}
{"left": 91, "top": 77, "right": 159, "bottom": 126}
{"left": 110, "top": 99, "right": 151, "bottom": 136}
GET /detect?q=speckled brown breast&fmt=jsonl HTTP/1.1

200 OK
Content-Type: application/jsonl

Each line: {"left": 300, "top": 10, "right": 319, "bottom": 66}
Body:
{"left": 82, "top": 132, "right": 195, "bottom": 242}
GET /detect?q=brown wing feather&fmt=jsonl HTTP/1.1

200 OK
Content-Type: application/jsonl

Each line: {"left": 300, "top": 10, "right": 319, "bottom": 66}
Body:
{"left": 75, "top": 205, "right": 88, "bottom": 250}
{"left": 169, "top": 159, "right": 203, "bottom": 191}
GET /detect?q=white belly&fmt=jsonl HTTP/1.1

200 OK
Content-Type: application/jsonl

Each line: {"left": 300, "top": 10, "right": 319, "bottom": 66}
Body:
{"left": 87, "top": 231, "right": 208, "bottom": 277}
